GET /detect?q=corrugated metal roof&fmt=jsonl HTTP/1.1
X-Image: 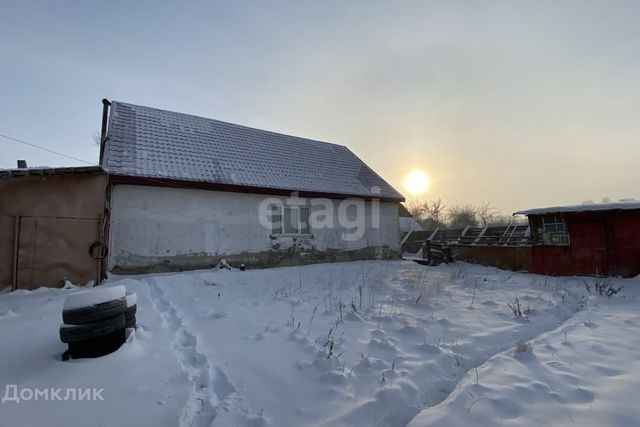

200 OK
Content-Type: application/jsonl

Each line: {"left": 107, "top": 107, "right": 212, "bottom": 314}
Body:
{"left": 102, "top": 101, "right": 404, "bottom": 201}
{"left": 514, "top": 201, "right": 640, "bottom": 216}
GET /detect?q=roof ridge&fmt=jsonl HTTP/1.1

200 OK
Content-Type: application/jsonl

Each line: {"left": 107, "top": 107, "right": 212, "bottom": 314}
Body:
{"left": 110, "top": 100, "right": 348, "bottom": 150}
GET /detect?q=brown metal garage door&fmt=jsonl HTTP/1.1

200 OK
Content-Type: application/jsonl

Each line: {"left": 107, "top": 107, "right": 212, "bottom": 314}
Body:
{"left": 3, "top": 215, "right": 102, "bottom": 290}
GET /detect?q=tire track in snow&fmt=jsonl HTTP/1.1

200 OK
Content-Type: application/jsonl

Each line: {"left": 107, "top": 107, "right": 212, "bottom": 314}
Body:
{"left": 147, "top": 278, "right": 234, "bottom": 427}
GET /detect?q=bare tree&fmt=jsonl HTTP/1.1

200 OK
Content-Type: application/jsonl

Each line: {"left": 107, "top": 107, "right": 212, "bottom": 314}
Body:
{"left": 411, "top": 199, "right": 520, "bottom": 229}
{"left": 407, "top": 199, "right": 447, "bottom": 230}
{"left": 477, "top": 203, "right": 517, "bottom": 226}
{"left": 477, "top": 202, "right": 498, "bottom": 227}
{"left": 447, "top": 203, "right": 478, "bottom": 228}
{"left": 427, "top": 198, "right": 446, "bottom": 228}
{"left": 423, "top": 199, "right": 447, "bottom": 230}
{"left": 407, "top": 201, "right": 427, "bottom": 221}
{"left": 487, "top": 214, "right": 514, "bottom": 226}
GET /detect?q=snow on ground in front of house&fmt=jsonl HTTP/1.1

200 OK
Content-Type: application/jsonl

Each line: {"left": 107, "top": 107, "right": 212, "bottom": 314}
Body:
{"left": 408, "top": 276, "right": 640, "bottom": 427}
{"left": 0, "top": 261, "right": 637, "bottom": 427}
{"left": 0, "top": 280, "right": 191, "bottom": 427}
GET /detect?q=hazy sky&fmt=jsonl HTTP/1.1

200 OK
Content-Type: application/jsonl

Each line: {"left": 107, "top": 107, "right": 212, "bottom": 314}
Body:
{"left": 1, "top": 1, "right": 639, "bottom": 213}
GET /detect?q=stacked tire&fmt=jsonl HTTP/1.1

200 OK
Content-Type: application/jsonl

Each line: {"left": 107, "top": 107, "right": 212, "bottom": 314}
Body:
{"left": 125, "top": 291, "right": 137, "bottom": 329}
{"left": 59, "top": 286, "right": 137, "bottom": 359}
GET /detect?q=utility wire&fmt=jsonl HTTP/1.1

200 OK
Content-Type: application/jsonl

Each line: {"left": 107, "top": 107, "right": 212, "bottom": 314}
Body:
{"left": 0, "top": 131, "right": 201, "bottom": 190}
{"left": 0, "top": 131, "right": 203, "bottom": 190}
{"left": 0, "top": 133, "right": 96, "bottom": 166}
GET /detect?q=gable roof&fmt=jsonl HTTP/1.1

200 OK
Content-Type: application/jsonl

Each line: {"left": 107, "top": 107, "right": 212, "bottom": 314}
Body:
{"left": 102, "top": 101, "right": 404, "bottom": 202}
{"left": 397, "top": 203, "right": 414, "bottom": 218}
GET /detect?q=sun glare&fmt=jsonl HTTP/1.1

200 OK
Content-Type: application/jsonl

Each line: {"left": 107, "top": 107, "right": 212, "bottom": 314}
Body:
{"left": 404, "top": 169, "right": 430, "bottom": 196}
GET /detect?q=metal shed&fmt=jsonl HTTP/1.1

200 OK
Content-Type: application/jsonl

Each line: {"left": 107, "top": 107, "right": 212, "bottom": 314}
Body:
{"left": 515, "top": 202, "right": 640, "bottom": 278}
{"left": 0, "top": 166, "right": 108, "bottom": 290}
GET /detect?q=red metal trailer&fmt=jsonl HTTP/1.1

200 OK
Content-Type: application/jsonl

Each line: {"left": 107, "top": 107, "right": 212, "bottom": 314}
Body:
{"left": 515, "top": 202, "right": 640, "bottom": 278}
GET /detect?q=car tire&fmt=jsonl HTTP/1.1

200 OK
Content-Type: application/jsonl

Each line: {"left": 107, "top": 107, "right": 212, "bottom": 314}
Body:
{"left": 60, "top": 314, "right": 126, "bottom": 344}
{"left": 125, "top": 316, "right": 136, "bottom": 329}
{"left": 62, "top": 296, "right": 127, "bottom": 325}
{"left": 125, "top": 291, "right": 137, "bottom": 307}
{"left": 125, "top": 304, "right": 137, "bottom": 320}
{"left": 67, "top": 329, "right": 127, "bottom": 359}
{"left": 125, "top": 302, "right": 137, "bottom": 329}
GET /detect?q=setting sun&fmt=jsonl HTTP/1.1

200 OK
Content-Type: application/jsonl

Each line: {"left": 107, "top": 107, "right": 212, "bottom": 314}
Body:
{"left": 404, "top": 169, "right": 430, "bottom": 196}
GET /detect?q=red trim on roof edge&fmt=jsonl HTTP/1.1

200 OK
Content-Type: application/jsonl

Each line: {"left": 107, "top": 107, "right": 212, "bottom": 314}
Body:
{"left": 108, "top": 174, "right": 405, "bottom": 203}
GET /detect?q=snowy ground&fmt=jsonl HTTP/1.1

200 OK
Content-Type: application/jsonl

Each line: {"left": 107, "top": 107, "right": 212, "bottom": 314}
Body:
{"left": 0, "top": 260, "right": 638, "bottom": 427}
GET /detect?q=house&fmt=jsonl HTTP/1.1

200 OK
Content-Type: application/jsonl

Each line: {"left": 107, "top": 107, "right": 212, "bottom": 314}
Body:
{"left": 514, "top": 202, "right": 640, "bottom": 278}
{"left": 100, "top": 100, "right": 405, "bottom": 273}
{"left": 0, "top": 165, "right": 108, "bottom": 290}
{"left": 398, "top": 203, "right": 424, "bottom": 235}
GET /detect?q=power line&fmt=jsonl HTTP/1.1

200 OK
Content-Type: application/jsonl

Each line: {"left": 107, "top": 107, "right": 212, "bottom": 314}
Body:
{"left": 0, "top": 133, "right": 96, "bottom": 166}
{"left": 0, "top": 131, "right": 199, "bottom": 190}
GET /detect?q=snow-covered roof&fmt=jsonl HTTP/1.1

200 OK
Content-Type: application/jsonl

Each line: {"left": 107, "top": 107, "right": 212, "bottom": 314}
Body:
{"left": 514, "top": 201, "right": 640, "bottom": 216}
{"left": 0, "top": 165, "right": 103, "bottom": 179}
{"left": 102, "top": 101, "right": 404, "bottom": 201}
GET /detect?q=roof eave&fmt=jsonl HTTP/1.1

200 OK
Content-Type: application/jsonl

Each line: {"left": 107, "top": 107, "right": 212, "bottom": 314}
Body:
{"left": 108, "top": 174, "right": 405, "bottom": 203}
{"left": 0, "top": 166, "right": 104, "bottom": 179}
{"left": 514, "top": 205, "right": 640, "bottom": 216}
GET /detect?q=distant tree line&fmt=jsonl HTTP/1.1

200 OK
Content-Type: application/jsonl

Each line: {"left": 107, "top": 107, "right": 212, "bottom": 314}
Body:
{"left": 407, "top": 199, "right": 518, "bottom": 230}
